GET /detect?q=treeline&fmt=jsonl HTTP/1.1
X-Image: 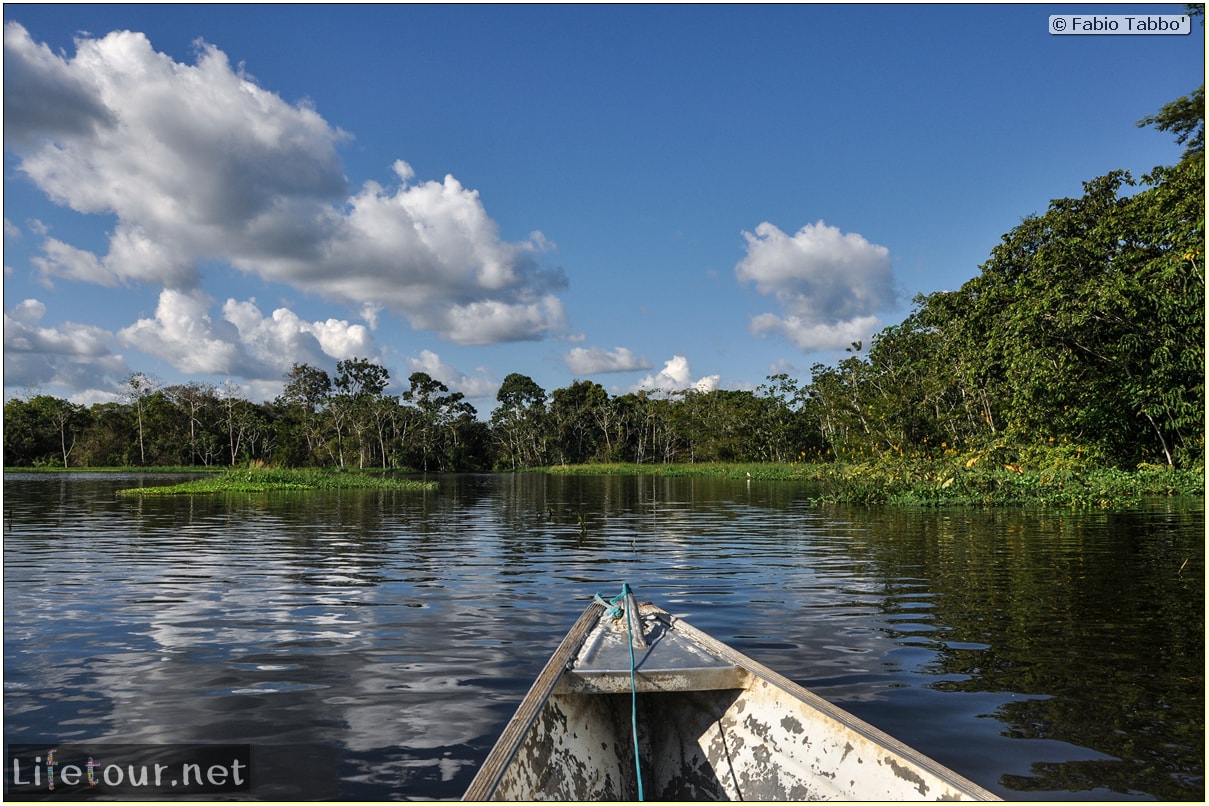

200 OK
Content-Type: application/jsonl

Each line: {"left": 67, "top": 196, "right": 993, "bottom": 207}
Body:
{"left": 4, "top": 87, "right": 1204, "bottom": 473}
{"left": 1, "top": 365, "right": 818, "bottom": 471}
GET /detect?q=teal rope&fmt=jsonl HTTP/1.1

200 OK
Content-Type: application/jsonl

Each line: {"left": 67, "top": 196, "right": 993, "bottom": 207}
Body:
{"left": 623, "top": 591, "right": 644, "bottom": 802}
{"left": 595, "top": 583, "right": 645, "bottom": 801}
{"left": 593, "top": 590, "right": 624, "bottom": 618}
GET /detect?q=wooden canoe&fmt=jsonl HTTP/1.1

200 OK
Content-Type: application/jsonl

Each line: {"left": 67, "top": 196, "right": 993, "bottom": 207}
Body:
{"left": 464, "top": 588, "right": 1000, "bottom": 801}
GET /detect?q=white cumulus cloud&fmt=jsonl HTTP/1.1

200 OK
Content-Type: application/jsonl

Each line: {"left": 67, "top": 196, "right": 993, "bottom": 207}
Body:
{"left": 4, "top": 297, "right": 128, "bottom": 401}
{"left": 634, "top": 355, "right": 720, "bottom": 394}
{"left": 4, "top": 22, "right": 567, "bottom": 347}
{"left": 117, "top": 289, "right": 378, "bottom": 380}
{"left": 405, "top": 349, "right": 497, "bottom": 401}
{"left": 222, "top": 300, "right": 375, "bottom": 365}
{"left": 736, "top": 220, "right": 897, "bottom": 351}
{"left": 118, "top": 289, "right": 242, "bottom": 375}
{"left": 565, "top": 346, "right": 651, "bottom": 375}
{"left": 748, "top": 312, "right": 884, "bottom": 352}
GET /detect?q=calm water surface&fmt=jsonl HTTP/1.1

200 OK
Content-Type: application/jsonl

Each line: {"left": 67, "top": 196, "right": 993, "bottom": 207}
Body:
{"left": 3, "top": 472, "right": 1203, "bottom": 800}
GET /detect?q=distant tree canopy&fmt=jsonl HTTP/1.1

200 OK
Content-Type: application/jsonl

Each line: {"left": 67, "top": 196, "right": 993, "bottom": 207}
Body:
{"left": 5, "top": 88, "right": 1203, "bottom": 472}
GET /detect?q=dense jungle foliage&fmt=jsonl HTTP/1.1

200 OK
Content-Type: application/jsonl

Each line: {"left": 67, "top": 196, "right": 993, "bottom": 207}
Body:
{"left": 4, "top": 87, "right": 1204, "bottom": 480}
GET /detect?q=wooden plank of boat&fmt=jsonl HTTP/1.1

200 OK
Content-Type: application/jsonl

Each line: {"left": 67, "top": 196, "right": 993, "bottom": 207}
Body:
{"left": 464, "top": 588, "right": 1000, "bottom": 802}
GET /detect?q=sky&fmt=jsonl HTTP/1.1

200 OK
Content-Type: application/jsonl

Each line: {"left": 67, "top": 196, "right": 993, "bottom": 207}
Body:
{"left": 3, "top": 4, "right": 1204, "bottom": 415}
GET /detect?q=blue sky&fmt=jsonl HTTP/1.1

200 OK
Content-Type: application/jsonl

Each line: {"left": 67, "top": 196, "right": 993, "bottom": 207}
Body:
{"left": 4, "top": 4, "right": 1203, "bottom": 413}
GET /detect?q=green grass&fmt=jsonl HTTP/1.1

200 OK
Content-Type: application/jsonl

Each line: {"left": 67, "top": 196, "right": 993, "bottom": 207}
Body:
{"left": 541, "top": 462, "right": 811, "bottom": 480}
{"left": 115, "top": 466, "right": 437, "bottom": 495}
{"left": 540, "top": 457, "right": 1205, "bottom": 508}
{"left": 811, "top": 460, "right": 1204, "bottom": 508}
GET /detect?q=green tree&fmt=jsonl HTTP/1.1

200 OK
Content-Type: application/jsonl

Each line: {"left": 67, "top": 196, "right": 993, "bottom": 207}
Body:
{"left": 123, "top": 372, "right": 159, "bottom": 466}
{"left": 1118, "top": 152, "right": 1204, "bottom": 464}
{"left": 46, "top": 397, "right": 87, "bottom": 467}
{"left": 277, "top": 363, "right": 332, "bottom": 465}
{"left": 794, "top": 86, "right": 1204, "bottom": 468}
{"left": 2, "top": 397, "right": 38, "bottom": 465}
{"left": 1137, "top": 83, "right": 1204, "bottom": 159}
{"left": 402, "top": 372, "right": 477, "bottom": 471}
{"left": 1, "top": 395, "right": 84, "bottom": 466}
{"left": 886, "top": 90, "right": 1204, "bottom": 467}
{"left": 164, "top": 382, "right": 222, "bottom": 466}
{"left": 140, "top": 390, "right": 191, "bottom": 465}
{"left": 219, "top": 381, "right": 268, "bottom": 466}
{"left": 491, "top": 373, "right": 548, "bottom": 470}
{"left": 967, "top": 168, "right": 1200, "bottom": 464}
{"left": 548, "top": 380, "right": 609, "bottom": 464}
{"left": 334, "top": 357, "right": 391, "bottom": 469}
{"left": 334, "top": 357, "right": 389, "bottom": 399}
{"left": 755, "top": 374, "right": 819, "bottom": 462}
{"left": 806, "top": 344, "right": 876, "bottom": 459}
{"left": 675, "top": 389, "right": 755, "bottom": 462}
{"left": 611, "top": 392, "right": 652, "bottom": 463}
{"left": 77, "top": 402, "right": 134, "bottom": 466}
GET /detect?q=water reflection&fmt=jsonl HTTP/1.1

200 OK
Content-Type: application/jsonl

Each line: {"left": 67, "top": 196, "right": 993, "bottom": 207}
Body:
{"left": 3, "top": 473, "right": 1203, "bottom": 800}
{"left": 813, "top": 504, "right": 1205, "bottom": 801}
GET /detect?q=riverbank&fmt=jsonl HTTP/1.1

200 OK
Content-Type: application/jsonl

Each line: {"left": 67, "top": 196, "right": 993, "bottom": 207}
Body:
{"left": 7, "top": 457, "right": 1202, "bottom": 507}
{"left": 4, "top": 465, "right": 224, "bottom": 474}
{"left": 542, "top": 457, "right": 1205, "bottom": 508}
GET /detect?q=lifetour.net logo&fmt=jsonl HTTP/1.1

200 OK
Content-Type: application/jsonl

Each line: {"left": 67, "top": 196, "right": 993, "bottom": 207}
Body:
{"left": 6, "top": 744, "right": 252, "bottom": 798}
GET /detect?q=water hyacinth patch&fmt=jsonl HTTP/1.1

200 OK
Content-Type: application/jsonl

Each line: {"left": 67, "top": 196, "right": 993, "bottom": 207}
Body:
{"left": 117, "top": 467, "right": 437, "bottom": 496}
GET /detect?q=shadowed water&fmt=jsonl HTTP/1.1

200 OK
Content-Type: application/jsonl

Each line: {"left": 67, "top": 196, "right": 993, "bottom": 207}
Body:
{"left": 3, "top": 472, "right": 1203, "bottom": 800}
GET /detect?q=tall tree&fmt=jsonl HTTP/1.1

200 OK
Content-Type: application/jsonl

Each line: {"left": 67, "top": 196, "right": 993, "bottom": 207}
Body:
{"left": 402, "top": 372, "right": 477, "bottom": 471}
{"left": 334, "top": 357, "right": 389, "bottom": 399}
{"left": 491, "top": 373, "right": 548, "bottom": 470}
{"left": 334, "top": 358, "right": 391, "bottom": 468}
{"left": 123, "top": 372, "right": 159, "bottom": 466}
{"left": 219, "top": 380, "right": 265, "bottom": 466}
{"left": 164, "top": 382, "right": 221, "bottom": 466}
{"left": 46, "top": 397, "right": 85, "bottom": 468}
{"left": 278, "top": 363, "right": 333, "bottom": 465}
{"left": 549, "top": 380, "right": 609, "bottom": 465}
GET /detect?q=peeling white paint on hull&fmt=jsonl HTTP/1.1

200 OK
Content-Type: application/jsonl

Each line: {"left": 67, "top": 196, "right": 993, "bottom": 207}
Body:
{"left": 464, "top": 597, "right": 1000, "bottom": 802}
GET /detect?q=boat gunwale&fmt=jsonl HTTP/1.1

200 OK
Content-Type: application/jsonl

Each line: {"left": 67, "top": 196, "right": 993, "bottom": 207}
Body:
{"left": 463, "top": 598, "right": 1001, "bottom": 801}
{"left": 655, "top": 607, "right": 1001, "bottom": 801}
{"left": 462, "top": 600, "right": 607, "bottom": 801}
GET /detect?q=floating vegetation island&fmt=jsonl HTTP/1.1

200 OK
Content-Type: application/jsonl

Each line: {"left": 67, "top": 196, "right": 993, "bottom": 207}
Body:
{"left": 117, "top": 467, "right": 437, "bottom": 496}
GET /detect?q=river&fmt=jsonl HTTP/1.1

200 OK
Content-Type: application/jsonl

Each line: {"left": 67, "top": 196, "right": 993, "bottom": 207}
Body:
{"left": 3, "top": 472, "right": 1203, "bottom": 800}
